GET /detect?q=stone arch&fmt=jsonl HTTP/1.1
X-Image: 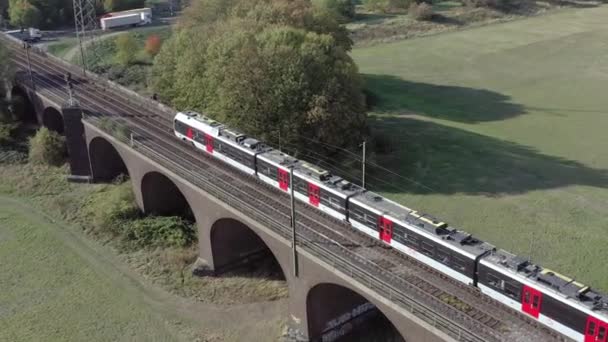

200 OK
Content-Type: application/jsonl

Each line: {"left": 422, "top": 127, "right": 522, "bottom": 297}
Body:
{"left": 10, "top": 86, "right": 36, "bottom": 123}
{"left": 140, "top": 171, "right": 194, "bottom": 219}
{"left": 306, "top": 283, "right": 405, "bottom": 342}
{"left": 210, "top": 218, "right": 286, "bottom": 278}
{"left": 42, "top": 107, "right": 64, "bottom": 134}
{"left": 89, "top": 137, "right": 129, "bottom": 182}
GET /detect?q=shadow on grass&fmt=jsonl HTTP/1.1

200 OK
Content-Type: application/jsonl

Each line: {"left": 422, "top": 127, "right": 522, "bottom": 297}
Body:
{"left": 364, "top": 74, "right": 526, "bottom": 123}
{"left": 367, "top": 116, "right": 608, "bottom": 195}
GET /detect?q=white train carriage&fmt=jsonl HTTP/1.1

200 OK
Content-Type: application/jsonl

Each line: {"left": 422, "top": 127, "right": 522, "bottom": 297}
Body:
{"left": 174, "top": 111, "right": 270, "bottom": 174}
{"left": 287, "top": 162, "right": 363, "bottom": 221}
{"left": 478, "top": 250, "right": 608, "bottom": 342}
{"left": 348, "top": 191, "right": 494, "bottom": 286}
{"left": 256, "top": 149, "right": 299, "bottom": 191}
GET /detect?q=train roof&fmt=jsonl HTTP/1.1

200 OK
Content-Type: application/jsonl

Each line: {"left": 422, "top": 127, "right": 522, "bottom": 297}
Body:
{"left": 483, "top": 249, "right": 608, "bottom": 315}
{"left": 294, "top": 161, "right": 364, "bottom": 197}
{"left": 176, "top": 111, "right": 222, "bottom": 129}
{"left": 352, "top": 191, "right": 494, "bottom": 257}
{"left": 257, "top": 149, "right": 299, "bottom": 168}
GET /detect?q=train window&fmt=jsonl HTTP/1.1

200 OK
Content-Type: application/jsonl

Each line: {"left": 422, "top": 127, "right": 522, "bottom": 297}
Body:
{"left": 452, "top": 255, "right": 467, "bottom": 272}
{"left": 589, "top": 322, "right": 597, "bottom": 335}
{"left": 504, "top": 281, "right": 519, "bottom": 300}
{"left": 524, "top": 291, "right": 530, "bottom": 304}
{"left": 421, "top": 241, "right": 434, "bottom": 257}
{"left": 599, "top": 327, "right": 606, "bottom": 340}
{"left": 329, "top": 197, "right": 341, "bottom": 209}
{"left": 532, "top": 296, "right": 540, "bottom": 309}
{"left": 403, "top": 233, "right": 419, "bottom": 249}
{"left": 437, "top": 248, "right": 450, "bottom": 265}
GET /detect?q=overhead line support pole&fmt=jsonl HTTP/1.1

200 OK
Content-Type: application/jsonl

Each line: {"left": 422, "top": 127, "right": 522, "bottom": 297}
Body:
{"left": 362, "top": 140, "right": 366, "bottom": 189}
{"left": 290, "top": 166, "right": 298, "bottom": 277}
{"left": 23, "top": 42, "right": 35, "bottom": 91}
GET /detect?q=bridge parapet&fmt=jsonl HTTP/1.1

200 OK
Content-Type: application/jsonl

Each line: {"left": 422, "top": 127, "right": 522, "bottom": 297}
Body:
{"left": 82, "top": 115, "right": 496, "bottom": 342}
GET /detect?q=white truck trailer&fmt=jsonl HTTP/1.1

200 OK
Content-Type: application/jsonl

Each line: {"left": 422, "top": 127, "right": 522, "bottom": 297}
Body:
{"left": 100, "top": 8, "right": 152, "bottom": 30}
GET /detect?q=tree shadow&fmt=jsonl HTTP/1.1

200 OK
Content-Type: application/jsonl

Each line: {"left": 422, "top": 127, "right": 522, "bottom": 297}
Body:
{"left": 363, "top": 74, "right": 526, "bottom": 123}
{"left": 367, "top": 116, "right": 608, "bottom": 195}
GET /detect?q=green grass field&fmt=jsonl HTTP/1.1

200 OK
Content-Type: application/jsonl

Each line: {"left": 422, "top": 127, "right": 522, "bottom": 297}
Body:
{"left": 352, "top": 6, "right": 608, "bottom": 289}
{"left": 0, "top": 197, "right": 189, "bottom": 341}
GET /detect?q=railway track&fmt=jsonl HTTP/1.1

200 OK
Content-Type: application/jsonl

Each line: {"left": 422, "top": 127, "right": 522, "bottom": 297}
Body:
{"left": 2, "top": 36, "right": 567, "bottom": 342}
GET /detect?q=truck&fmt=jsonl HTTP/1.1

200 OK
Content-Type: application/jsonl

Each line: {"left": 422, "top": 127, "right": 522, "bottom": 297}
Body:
{"left": 100, "top": 8, "right": 152, "bottom": 30}
{"left": 6, "top": 28, "right": 42, "bottom": 42}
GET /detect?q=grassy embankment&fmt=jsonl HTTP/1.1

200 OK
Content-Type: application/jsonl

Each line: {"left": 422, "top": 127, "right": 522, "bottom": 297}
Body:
{"left": 0, "top": 121, "right": 288, "bottom": 339}
{"left": 0, "top": 196, "right": 203, "bottom": 342}
{"left": 353, "top": 6, "right": 608, "bottom": 289}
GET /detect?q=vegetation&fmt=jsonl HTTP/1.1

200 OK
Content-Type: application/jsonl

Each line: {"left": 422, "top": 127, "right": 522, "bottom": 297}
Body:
{"left": 115, "top": 33, "right": 139, "bottom": 66}
{"left": 28, "top": 127, "right": 65, "bottom": 166}
{"left": 0, "top": 199, "right": 202, "bottom": 342}
{"left": 363, "top": 0, "right": 413, "bottom": 13}
{"left": 144, "top": 34, "right": 162, "bottom": 56}
{"left": 312, "top": 0, "right": 356, "bottom": 21}
{"left": 352, "top": 7, "right": 608, "bottom": 289}
{"left": 104, "top": 0, "right": 145, "bottom": 12}
{"left": 409, "top": 2, "right": 434, "bottom": 20}
{"left": 8, "top": 0, "right": 40, "bottom": 28}
{"left": 8, "top": 0, "right": 72, "bottom": 29}
{"left": 151, "top": 0, "right": 367, "bottom": 156}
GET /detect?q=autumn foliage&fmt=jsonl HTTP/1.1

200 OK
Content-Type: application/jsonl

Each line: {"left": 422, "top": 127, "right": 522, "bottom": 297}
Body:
{"left": 144, "top": 34, "right": 162, "bottom": 57}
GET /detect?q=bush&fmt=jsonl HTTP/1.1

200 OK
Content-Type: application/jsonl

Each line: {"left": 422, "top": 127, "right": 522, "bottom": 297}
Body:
{"left": 363, "top": 0, "right": 413, "bottom": 12}
{"left": 122, "top": 216, "right": 196, "bottom": 249}
{"left": 28, "top": 127, "right": 65, "bottom": 166}
{"left": 114, "top": 33, "right": 138, "bottom": 66}
{"left": 313, "top": 0, "right": 356, "bottom": 21}
{"left": 144, "top": 34, "right": 162, "bottom": 57}
{"left": 409, "top": 2, "right": 433, "bottom": 20}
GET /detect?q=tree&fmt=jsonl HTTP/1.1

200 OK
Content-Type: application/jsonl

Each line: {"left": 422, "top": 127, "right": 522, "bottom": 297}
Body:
{"left": 114, "top": 33, "right": 138, "bottom": 65}
{"left": 312, "top": 0, "right": 356, "bottom": 21}
{"left": 8, "top": 0, "right": 41, "bottom": 28}
{"left": 144, "top": 34, "right": 162, "bottom": 57}
{"left": 151, "top": 0, "right": 367, "bottom": 155}
{"left": 104, "top": 0, "right": 145, "bottom": 12}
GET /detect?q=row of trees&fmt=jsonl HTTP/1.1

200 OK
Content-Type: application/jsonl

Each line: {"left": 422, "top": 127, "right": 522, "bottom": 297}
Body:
{"left": 150, "top": 0, "right": 368, "bottom": 156}
{"left": 3, "top": 0, "right": 145, "bottom": 29}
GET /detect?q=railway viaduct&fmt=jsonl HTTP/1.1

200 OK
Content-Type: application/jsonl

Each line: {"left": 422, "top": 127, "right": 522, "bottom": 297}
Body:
{"left": 4, "top": 32, "right": 558, "bottom": 342}
{"left": 9, "top": 81, "right": 455, "bottom": 341}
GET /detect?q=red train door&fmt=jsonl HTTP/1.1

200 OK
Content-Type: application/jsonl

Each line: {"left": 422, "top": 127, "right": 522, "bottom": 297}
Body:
{"left": 186, "top": 127, "right": 194, "bottom": 139}
{"left": 308, "top": 183, "right": 320, "bottom": 206}
{"left": 379, "top": 217, "right": 393, "bottom": 243}
{"left": 277, "top": 168, "right": 289, "bottom": 191}
{"left": 521, "top": 285, "right": 542, "bottom": 318}
{"left": 204, "top": 134, "right": 214, "bottom": 153}
{"left": 585, "top": 316, "right": 608, "bottom": 342}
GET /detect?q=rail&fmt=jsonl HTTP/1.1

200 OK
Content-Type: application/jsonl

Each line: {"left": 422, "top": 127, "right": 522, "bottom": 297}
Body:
{"left": 2, "top": 30, "right": 498, "bottom": 342}
{"left": 83, "top": 115, "right": 489, "bottom": 342}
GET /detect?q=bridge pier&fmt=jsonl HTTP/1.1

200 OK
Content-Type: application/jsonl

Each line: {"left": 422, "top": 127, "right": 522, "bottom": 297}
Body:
{"left": 82, "top": 122, "right": 456, "bottom": 342}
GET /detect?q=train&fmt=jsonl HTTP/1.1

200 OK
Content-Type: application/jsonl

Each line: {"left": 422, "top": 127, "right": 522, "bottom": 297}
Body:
{"left": 174, "top": 111, "right": 608, "bottom": 341}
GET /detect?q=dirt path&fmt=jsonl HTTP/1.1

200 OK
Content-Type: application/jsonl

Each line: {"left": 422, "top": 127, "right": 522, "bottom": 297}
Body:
{"left": 0, "top": 196, "right": 287, "bottom": 341}
{"left": 62, "top": 31, "right": 125, "bottom": 62}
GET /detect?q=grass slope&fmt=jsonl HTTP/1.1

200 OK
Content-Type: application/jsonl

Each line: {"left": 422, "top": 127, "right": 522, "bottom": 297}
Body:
{"left": 0, "top": 197, "right": 184, "bottom": 342}
{"left": 353, "top": 6, "right": 608, "bottom": 289}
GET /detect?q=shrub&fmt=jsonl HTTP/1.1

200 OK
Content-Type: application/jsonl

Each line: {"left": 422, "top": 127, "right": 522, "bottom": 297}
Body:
{"left": 28, "top": 127, "right": 65, "bottom": 166}
{"left": 313, "top": 0, "right": 356, "bottom": 21}
{"left": 114, "top": 33, "right": 138, "bottom": 66}
{"left": 122, "top": 216, "right": 197, "bottom": 249}
{"left": 144, "top": 34, "right": 162, "bottom": 57}
{"left": 363, "top": 0, "right": 413, "bottom": 12}
{"left": 409, "top": 2, "right": 433, "bottom": 20}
